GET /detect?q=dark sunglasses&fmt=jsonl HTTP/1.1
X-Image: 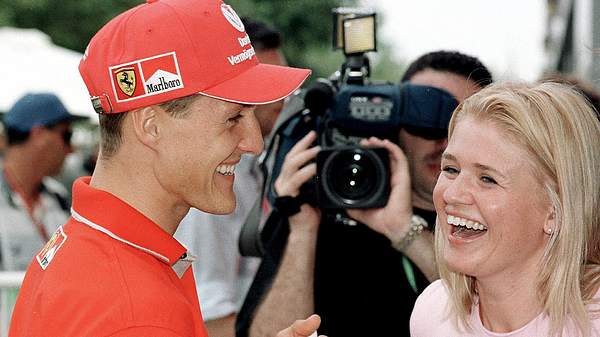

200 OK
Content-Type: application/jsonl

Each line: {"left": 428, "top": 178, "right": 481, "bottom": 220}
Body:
{"left": 46, "top": 123, "right": 73, "bottom": 145}
{"left": 61, "top": 129, "right": 72, "bottom": 144}
{"left": 403, "top": 125, "right": 448, "bottom": 141}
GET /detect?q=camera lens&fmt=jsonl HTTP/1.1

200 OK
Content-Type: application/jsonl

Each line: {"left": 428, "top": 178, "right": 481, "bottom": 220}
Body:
{"left": 330, "top": 153, "right": 376, "bottom": 200}
{"left": 321, "top": 148, "right": 385, "bottom": 206}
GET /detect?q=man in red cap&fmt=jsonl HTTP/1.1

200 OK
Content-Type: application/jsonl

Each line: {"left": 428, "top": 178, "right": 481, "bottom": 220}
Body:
{"left": 9, "top": 1, "right": 318, "bottom": 336}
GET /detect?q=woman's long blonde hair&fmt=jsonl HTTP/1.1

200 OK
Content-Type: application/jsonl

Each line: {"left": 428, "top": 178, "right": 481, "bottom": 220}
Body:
{"left": 435, "top": 82, "right": 600, "bottom": 337}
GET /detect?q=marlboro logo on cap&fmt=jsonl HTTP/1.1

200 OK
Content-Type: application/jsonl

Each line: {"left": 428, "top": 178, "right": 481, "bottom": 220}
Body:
{"left": 110, "top": 52, "right": 184, "bottom": 102}
{"left": 79, "top": 0, "right": 311, "bottom": 114}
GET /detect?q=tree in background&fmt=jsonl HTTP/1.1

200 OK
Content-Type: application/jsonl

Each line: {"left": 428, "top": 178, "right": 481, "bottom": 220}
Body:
{"left": 0, "top": 0, "right": 403, "bottom": 83}
{"left": 227, "top": 0, "right": 404, "bottom": 83}
{"left": 0, "top": 0, "right": 140, "bottom": 53}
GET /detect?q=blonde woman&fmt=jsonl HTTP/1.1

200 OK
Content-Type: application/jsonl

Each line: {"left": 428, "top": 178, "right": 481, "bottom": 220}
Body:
{"left": 410, "top": 82, "right": 600, "bottom": 337}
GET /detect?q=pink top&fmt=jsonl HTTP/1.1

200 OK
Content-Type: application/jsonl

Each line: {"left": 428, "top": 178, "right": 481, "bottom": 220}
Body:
{"left": 410, "top": 279, "right": 600, "bottom": 337}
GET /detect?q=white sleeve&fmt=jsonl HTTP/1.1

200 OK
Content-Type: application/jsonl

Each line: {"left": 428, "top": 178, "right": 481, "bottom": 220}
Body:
{"left": 176, "top": 208, "right": 239, "bottom": 320}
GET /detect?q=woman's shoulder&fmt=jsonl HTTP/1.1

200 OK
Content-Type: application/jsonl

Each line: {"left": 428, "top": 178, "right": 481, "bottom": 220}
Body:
{"left": 410, "top": 279, "right": 454, "bottom": 335}
{"left": 418, "top": 279, "right": 449, "bottom": 305}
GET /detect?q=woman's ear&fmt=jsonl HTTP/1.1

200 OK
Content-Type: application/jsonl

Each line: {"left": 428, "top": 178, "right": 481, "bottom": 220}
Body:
{"left": 131, "top": 106, "right": 160, "bottom": 150}
{"left": 543, "top": 208, "right": 556, "bottom": 236}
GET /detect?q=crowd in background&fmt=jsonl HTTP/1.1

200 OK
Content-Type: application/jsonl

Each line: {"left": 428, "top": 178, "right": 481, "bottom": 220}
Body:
{"left": 2, "top": 1, "right": 600, "bottom": 337}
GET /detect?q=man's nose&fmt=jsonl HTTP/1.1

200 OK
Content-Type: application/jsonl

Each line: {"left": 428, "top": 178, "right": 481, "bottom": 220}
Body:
{"left": 239, "top": 112, "right": 264, "bottom": 155}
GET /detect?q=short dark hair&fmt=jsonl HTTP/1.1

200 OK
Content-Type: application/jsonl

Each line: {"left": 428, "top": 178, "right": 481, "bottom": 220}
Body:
{"left": 98, "top": 95, "right": 198, "bottom": 159}
{"left": 401, "top": 50, "right": 493, "bottom": 88}
{"left": 241, "top": 17, "right": 282, "bottom": 51}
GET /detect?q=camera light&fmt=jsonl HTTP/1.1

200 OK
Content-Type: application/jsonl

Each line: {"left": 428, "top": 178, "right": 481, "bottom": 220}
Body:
{"left": 332, "top": 7, "right": 375, "bottom": 52}
{"left": 343, "top": 14, "right": 376, "bottom": 55}
{"left": 354, "top": 154, "right": 362, "bottom": 161}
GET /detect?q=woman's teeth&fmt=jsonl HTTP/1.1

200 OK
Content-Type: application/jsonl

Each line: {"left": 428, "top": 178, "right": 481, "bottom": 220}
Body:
{"left": 447, "top": 215, "right": 487, "bottom": 231}
{"left": 216, "top": 164, "right": 235, "bottom": 176}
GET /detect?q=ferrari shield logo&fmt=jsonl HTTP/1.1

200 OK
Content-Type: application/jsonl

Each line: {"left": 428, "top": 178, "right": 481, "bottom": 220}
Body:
{"left": 36, "top": 226, "right": 67, "bottom": 270}
{"left": 115, "top": 67, "right": 136, "bottom": 96}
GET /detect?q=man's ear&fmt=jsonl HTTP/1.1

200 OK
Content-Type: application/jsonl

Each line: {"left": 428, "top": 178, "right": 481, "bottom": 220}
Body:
{"left": 131, "top": 106, "right": 160, "bottom": 150}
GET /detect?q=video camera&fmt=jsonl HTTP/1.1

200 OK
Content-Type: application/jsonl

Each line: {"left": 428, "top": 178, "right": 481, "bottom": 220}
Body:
{"left": 278, "top": 8, "right": 458, "bottom": 211}
{"left": 238, "top": 8, "right": 458, "bottom": 257}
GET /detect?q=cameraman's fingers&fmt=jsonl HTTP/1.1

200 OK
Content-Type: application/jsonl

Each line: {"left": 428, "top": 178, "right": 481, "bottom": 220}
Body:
{"left": 283, "top": 146, "right": 320, "bottom": 173}
{"left": 361, "top": 138, "right": 407, "bottom": 174}
{"left": 287, "top": 131, "right": 317, "bottom": 157}
{"left": 277, "top": 162, "right": 317, "bottom": 197}
{"left": 359, "top": 136, "right": 387, "bottom": 149}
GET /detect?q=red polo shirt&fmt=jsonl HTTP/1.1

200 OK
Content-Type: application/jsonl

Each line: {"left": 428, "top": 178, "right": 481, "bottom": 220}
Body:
{"left": 9, "top": 177, "right": 209, "bottom": 337}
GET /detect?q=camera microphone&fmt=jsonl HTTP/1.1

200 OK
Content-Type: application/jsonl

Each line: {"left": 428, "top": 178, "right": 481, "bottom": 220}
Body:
{"left": 304, "top": 79, "right": 336, "bottom": 116}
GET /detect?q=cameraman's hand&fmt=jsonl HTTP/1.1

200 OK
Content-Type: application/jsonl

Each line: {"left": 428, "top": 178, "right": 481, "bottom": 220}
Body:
{"left": 348, "top": 137, "right": 438, "bottom": 281}
{"left": 274, "top": 131, "right": 321, "bottom": 231}
{"left": 346, "top": 137, "right": 413, "bottom": 243}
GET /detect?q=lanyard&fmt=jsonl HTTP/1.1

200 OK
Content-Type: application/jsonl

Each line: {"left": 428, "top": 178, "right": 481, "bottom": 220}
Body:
{"left": 2, "top": 168, "right": 50, "bottom": 242}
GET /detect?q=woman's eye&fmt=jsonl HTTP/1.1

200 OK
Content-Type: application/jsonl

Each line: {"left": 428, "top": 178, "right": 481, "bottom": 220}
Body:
{"left": 481, "top": 176, "right": 498, "bottom": 184}
{"left": 442, "top": 166, "right": 459, "bottom": 175}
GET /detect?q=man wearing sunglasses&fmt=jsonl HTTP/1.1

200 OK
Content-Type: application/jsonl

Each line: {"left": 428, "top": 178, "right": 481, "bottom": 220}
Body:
{"left": 237, "top": 50, "right": 493, "bottom": 337}
{"left": 0, "top": 92, "right": 73, "bottom": 271}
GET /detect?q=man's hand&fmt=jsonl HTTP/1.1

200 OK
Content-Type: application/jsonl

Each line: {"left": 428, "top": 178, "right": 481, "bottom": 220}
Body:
{"left": 347, "top": 137, "right": 414, "bottom": 244}
{"left": 274, "top": 131, "right": 321, "bottom": 232}
{"left": 276, "top": 315, "right": 324, "bottom": 337}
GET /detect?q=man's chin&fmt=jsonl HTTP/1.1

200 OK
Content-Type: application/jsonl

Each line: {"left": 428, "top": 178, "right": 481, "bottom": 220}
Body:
{"left": 213, "top": 198, "right": 237, "bottom": 215}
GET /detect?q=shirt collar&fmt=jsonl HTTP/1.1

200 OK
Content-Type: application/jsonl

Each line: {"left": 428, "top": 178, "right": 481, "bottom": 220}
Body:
{"left": 70, "top": 177, "right": 191, "bottom": 275}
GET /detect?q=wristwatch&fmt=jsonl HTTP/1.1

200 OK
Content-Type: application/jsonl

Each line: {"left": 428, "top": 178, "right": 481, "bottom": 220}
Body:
{"left": 391, "top": 214, "right": 429, "bottom": 252}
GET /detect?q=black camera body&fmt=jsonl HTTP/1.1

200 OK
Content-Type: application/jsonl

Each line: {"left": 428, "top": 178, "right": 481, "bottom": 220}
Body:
{"left": 283, "top": 9, "right": 459, "bottom": 212}
{"left": 303, "top": 82, "right": 403, "bottom": 209}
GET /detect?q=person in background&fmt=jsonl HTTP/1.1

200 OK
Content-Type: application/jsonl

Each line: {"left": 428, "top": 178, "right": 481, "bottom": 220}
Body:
{"left": 9, "top": 0, "right": 321, "bottom": 336}
{"left": 0, "top": 93, "right": 73, "bottom": 271}
{"left": 175, "top": 17, "right": 288, "bottom": 337}
{"left": 0, "top": 123, "right": 7, "bottom": 155}
{"left": 411, "top": 81, "right": 600, "bottom": 337}
{"left": 236, "top": 50, "right": 493, "bottom": 337}
{"left": 538, "top": 72, "right": 600, "bottom": 120}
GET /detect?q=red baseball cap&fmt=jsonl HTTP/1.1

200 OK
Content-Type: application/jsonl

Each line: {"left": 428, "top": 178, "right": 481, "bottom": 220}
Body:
{"left": 79, "top": 0, "right": 311, "bottom": 114}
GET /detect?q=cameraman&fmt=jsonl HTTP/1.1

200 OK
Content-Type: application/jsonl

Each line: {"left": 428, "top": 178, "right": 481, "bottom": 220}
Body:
{"left": 236, "top": 50, "right": 493, "bottom": 337}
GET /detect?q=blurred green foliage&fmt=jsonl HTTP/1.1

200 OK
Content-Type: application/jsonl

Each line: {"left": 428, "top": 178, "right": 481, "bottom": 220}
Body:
{"left": 0, "top": 0, "right": 404, "bottom": 83}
